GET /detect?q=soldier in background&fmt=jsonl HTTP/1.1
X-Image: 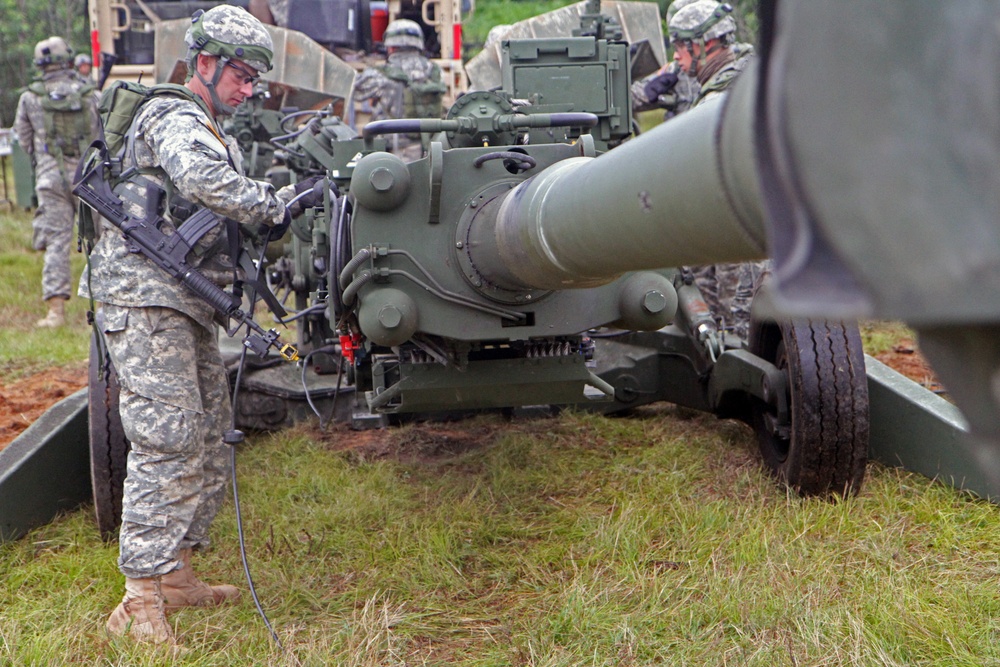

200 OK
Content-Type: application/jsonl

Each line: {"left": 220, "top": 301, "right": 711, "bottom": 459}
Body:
{"left": 668, "top": 0, "right": 763, "bottom": 342}
{"left": 248, "top": 0, "right": 288, "bottom": 27}
{"left": 74, "top": 53, "right": 93, "bottom": 80}
{"left": 352, "top": 19, "right": 446, "bottom": 161}
{"left": 80, "top": 5, "right": 321, "bottom": 644}
{"left": 630, "top": 0, "right": 700, "bottom": 120}
{"left": 14, "top": 37, "right": 99, "bottom": 328}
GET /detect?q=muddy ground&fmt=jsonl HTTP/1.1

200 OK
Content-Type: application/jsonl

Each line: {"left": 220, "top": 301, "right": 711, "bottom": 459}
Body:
{"left": 0, "top": 340, "right": 943, "bottom": 451}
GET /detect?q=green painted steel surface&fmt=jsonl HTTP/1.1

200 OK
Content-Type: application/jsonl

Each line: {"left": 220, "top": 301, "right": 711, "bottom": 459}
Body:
{"left": 0, "top": 389, "right": 90, "bottom": 543}
{"left": 864, "top": 356, "right": 998, "bottom": 500}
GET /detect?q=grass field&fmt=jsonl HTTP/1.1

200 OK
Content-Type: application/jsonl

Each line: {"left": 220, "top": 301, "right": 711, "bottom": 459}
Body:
{"left": 2, "top": 66, "right": 999, "bottom": 665}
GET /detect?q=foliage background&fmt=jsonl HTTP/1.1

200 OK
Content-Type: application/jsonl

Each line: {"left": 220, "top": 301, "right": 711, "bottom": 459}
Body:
{"left": 0, "top": 0, "right": 90, "bottom": 126}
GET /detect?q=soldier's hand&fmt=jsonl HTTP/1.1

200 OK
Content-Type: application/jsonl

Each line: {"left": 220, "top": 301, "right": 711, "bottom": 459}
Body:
{"left": 259, "top": 207, "right": 291, "bottom": 241}
{"left": 287, "top": 175, "right": 339, "bottom": 217}
{"left": 644, "top": 71, "right": 679, "bottom": 101}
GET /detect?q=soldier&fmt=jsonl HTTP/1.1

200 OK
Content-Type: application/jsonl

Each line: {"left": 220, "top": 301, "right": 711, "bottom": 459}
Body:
{"left": 352, "top": 18, "right": 447, "bottom": 161}
{"left": 14, "top": 37, "right": 99, "bottom": 328}
{"left": 79, "top": 5, "right": 321, "bottom": 644}
{"left": 669, "top": 0, "right": 764, "bottom": 342}
{"left": 630, "top": 0, "right": 700, "bottom": 120}
{"left": 74, "top": 53, "right": 93, "bottom": 80}
{"left": 248, "top": 0, "right": 288, "bottom": 27}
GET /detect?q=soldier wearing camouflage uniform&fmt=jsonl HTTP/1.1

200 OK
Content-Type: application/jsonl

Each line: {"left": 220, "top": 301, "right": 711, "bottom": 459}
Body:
{"left": 14, "top": 37, "right": 99, "bottom": 328}
{"left": 669, "top": 0, "right": 764, "bottom": 342}
{"left": 79, "top": 6, "right": 315, "bottom": 644}
{"left": 352, "top": 19, "right": 446, "bottom": 161}
{"left": 630, "top": 0, "right": 700, "bottom": 120}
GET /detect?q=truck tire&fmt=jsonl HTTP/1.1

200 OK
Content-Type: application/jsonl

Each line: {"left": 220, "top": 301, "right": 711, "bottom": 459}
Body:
{"left": 88, "top": 329, "right": 129, "bottom": 540}
{"left": 748, "top": 318, "right": 869, "bottom": 496}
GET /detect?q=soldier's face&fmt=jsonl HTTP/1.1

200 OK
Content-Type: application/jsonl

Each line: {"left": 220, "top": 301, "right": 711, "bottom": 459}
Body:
{"left": 214, "top": 58, "right": 258, "bottom": 108}
{"left": 672, "top": 41, "right": 700, "bottom": 75}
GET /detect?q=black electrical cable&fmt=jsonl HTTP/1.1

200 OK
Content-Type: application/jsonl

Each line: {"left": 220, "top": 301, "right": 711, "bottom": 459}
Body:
{"left": 226, "top": 234, "right": 287, "bottom": 649}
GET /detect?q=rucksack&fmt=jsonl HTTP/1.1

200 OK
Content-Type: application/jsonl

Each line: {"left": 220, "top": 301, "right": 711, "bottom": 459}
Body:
{"left": 95, "top": 80, "right": 203, "bottom": 165}
{"left": 28, "top": 78, "right": 95, "bottom": 160}
{"left": 380, "top": 63, "right": 447, "bottom": 120}
{"left": 77, "top": 80, "right": 207, "bottom": 248}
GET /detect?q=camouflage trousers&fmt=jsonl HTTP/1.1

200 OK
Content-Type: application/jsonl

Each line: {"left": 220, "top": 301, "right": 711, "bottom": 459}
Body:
{"left": 32, "top": 169, "right": 77, "bottom": 301}
{"left": 102, "top": 304, "right": 233, "bottom": 579}
{"left": 690, "top": 260, "right": 770, "bottom": 342}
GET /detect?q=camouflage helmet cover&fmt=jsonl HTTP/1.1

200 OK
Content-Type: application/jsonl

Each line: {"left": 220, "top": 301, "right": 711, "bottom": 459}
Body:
{"left": 669, "top": 0, "right": 736, "bottom": 43}
{"left": 185, "top": 5, "right": 274, "bottom": 73}
{"left": 384, "top": 19, "right": 424, "bottom": 50}
{"left": 74, "top": 53, "right": 92, "bottom": 67}
{"left": 34, "top": 36, "right": 74, "bottom": 68}
{"left": 665, "top": 0, "right": 699, "bottom": 27}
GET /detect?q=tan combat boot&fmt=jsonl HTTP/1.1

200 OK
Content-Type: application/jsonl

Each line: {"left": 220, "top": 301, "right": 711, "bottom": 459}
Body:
{"left": 35, "top": 297, "right": 66, "bottom": 328}
{"left": 106, "top": 576, "right": 174, "bottom": 644}
{"left": 160, "top": 548, "right": 241, "bottom": 613}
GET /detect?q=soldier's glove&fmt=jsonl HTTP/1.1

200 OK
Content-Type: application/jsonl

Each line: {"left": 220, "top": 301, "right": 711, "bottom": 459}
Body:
{"left": 644, "top": 71, "right": 679, "bottom": 102}
{"left": 259, "top": 207, "right": 292, "bottom": 242}
{"left": 287, "top": 175, "right": 338, "bottom": 218}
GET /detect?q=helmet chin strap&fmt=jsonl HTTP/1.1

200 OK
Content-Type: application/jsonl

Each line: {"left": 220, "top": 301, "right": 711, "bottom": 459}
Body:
{"left": 195, "top": 55, "right": 236, "bottom": 116}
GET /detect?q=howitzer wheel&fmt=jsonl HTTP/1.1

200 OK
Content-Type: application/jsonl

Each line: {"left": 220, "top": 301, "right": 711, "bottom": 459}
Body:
{"left": 88, "top": 329, "right": 130, "bottom": 540}
{"left": 748, "top": 318, "right": 869, "bottom": 496}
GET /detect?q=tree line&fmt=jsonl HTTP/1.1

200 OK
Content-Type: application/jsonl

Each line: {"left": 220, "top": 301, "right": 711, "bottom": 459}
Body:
{"left": 0, "top": 0, "right": 89, "bottom": 126}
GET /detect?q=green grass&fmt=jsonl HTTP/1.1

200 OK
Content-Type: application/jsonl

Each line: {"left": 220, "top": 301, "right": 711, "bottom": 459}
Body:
{"left": 3, "top": 412, "right": 1000, "bottom": 664}
{"left": 0, "top": 206, "right": 92, "bottom": 379}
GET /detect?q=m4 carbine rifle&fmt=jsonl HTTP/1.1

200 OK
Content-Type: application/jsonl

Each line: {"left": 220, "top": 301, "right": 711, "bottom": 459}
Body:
{"left": 73, "top": 150, "right": 299, "bottom": 362}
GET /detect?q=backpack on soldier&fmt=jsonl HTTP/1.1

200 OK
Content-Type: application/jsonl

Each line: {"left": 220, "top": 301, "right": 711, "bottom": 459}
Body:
{"left": 76, "top": 80, "right": 203, "bottom": 249}
{"left": 28, "top": 79, "right": 95, "bottom": 160}
{"left": 95, "top": 80, "right": 200, "bottom": 164}
{"left": 380, "top": 63, "right": 447, "bottom": 120}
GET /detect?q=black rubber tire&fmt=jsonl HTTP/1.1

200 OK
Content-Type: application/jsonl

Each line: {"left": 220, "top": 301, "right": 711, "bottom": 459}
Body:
{"left": 88, "top": 329, "right": 130, "bottom": 540}
{"left": 748, "top": 318, "right": 869, "bottom": 497}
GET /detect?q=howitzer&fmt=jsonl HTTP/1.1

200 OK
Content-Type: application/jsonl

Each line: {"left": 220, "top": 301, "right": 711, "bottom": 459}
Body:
{"left": 73, "top": 151, "right": 300, "bottom": 362}
{"left": 70, "top": 0, "right": 1000, "bottom": 546}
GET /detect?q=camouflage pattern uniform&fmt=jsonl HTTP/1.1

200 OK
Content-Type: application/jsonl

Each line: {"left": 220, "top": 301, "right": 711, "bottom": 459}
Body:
{"left": 669, "top": 0, "right": 762, "bottom": 342}
{"left": 630, "top": 62, "right": 700, "bottom": 120}
{"left": 266, "top": 0, "right": 289, "bottom": 27}
{"left": 353, "top": 50, "right": 442, "bottom": 161}
{"left": 14, "top": 69, "right": 99, "bottom": 301}
{"left": 686, "top": 41, "right": 762, "bottom": 341}
{"left": 80, "top": 92, "right": 290, "bottom": 578}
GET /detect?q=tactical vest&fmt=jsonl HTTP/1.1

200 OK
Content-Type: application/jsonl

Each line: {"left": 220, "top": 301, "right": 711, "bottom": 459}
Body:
{"left": 78, "top": 82, "right": 222, "bottom": 247}
{"left": 28, "top": 79, "right": 95, "bottom": 161}
{"left": 379, "top": 62, "right": 447, "bottom": 121}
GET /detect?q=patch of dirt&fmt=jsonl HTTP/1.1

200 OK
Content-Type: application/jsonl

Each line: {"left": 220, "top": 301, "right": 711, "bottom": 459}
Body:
{"left": 872, "top": 339, "right": 946, "bottom": 395}
{"left": 0, "top": 364, "right": 88, "bottom": 451}
{"left": 315, "top": 419, "right": 502, "bottom": 464}
{"left": 0, "top": 336, "right": 946, "bottom": 455}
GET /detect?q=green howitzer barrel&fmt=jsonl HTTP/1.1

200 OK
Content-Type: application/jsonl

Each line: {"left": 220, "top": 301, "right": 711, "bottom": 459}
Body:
{"left": 344, "top": 64, "right": 764, "bottom": 350}
{"left": 478, "top": 75, "right": 763, "bottom": 291}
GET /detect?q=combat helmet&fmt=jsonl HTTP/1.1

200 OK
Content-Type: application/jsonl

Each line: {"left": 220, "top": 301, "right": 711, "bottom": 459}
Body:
{"left": 34, "top": 36, "right": 74, "bottom": 69}
{"left": 669, "top": 1, "right": 736, "bottom": 44}
{"left": 184, "top": 5, "right": 274, "bottom": 115}
{"left": 668, "top": 1, "right": 736, "bottom": 77}
{"left": 384, "top": 19, "right": 425, "bottom": 51}
{"left": 665, "top": 0, "right": 699, "bottom": 28}
{"left": 74, "top": 53, "right": 93, "bottom": 68}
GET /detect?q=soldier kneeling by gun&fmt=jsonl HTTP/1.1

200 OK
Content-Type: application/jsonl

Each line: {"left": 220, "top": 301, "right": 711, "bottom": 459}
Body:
{"left": 75, "top": 6, "right": 327, "bottom": 645}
